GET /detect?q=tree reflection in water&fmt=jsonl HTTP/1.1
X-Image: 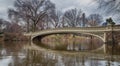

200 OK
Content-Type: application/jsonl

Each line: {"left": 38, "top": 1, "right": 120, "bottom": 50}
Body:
{"left": 0, "top": 41, "right": 120, "bottom": 66}
{"left": 24, "top": 47, "right": 120, "bottom": 66}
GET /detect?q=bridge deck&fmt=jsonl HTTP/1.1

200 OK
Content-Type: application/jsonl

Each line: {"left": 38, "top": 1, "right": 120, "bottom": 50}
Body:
{"left": 24, "top": 25, "right": 120, "bottom": 37}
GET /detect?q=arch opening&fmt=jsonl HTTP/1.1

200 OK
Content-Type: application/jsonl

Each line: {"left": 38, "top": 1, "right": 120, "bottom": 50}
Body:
{"left": 32, "top": 32, "right": 104, "bottom": 51}
{"left": 32, "top": 32, "right": 104, "bottom": 42}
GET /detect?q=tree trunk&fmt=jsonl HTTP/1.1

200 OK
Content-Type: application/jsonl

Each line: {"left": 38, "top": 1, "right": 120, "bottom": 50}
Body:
{"left": 33, "top": 22, "right": 36, "bottom": 32}
{"left": 27, "top": 20, "right": 30, "bottom": 33}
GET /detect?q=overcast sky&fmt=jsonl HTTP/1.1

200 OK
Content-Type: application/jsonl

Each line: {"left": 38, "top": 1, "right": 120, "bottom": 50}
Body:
{"left": 0, "top": 0, "right": 15, "bottom": 19}
{"left": 51, "top": 0, "right": 97, "bottom": 12}
{"left": 0, "top": 0, "right": 115, "bottom": 22}
{"left": 0, "top": 0, "right": 99, "bottom": 20}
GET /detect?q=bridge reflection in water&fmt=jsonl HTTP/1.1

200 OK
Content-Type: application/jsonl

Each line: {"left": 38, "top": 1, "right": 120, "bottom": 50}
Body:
{"left": 24, "top": 42, "right": 120, "bottom": 66}
{"left": 0, "top": 41, "right": 120, "bottom": 66}
{"left": 34, "top": 34, "right": 103, "bottom": 52}
{"left": 24, "top": 25, "right": 120, "bottom": 54}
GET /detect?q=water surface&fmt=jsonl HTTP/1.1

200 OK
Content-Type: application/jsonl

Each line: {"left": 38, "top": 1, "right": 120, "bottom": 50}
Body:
{"left": 0, "top": 41, "right": 120, "bottom": 66}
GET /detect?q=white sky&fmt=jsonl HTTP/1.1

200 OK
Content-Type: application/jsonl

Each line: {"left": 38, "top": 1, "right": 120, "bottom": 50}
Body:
{"left": 0, "top": 0, "right": 15, "bottom": 19}
{"left": 51, "top": 0, "right": 98, "bottom": 14}
{"left": 0, "top": 0, "right": 115, "bottom": 22}
{"left": 0, "top": 0, "right": 99, "bottom": 20}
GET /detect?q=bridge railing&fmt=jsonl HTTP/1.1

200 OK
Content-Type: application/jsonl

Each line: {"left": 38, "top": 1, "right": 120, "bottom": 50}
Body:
{"left": 24, "top": 25, "right": 120, "bottom": 36}
{"left": 112, "top": 25, "right": 120, "bottom": 29}
{"left": 31, "top": 26, "right": 107, "bottom": 34}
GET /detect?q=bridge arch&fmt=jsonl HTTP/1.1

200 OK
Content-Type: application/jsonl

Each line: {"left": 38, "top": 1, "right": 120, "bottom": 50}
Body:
{"left": 24, "top": 25, "right": 120, "bottom": 53}
{"left": 24, "top": 25, "right": 120, "bottom": 42}
{"left": 31, "top": 30, "right": 104, "bottom": 42}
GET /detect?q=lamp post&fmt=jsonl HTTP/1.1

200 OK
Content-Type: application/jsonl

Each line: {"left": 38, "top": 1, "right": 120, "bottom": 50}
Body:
{"left": 106, "top": 17, "right": 115, "bottom": 54}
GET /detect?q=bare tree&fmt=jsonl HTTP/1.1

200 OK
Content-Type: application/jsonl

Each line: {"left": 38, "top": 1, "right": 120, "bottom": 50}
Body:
{"left": 37, "top": 0, "right": 56, "bottom": 29}
{"left": 61, "top": 16, "right": 66, "bottom": 27}
{"left": 0, "top": 19, "right": 4, "bottom": 32}
{"left": 8, "top": 0, "right": 56, "bottom": 32}
{"left": 3, "top": 22, "right": 11, "bottom": 32}
{"left": 0, "top": 19, "right": 19, "bottom": 33}
{"left": 8, "top": 9, "right": 20, "bottom": 23}
{"left": 49, "top": 10, "right": 62, "bottom": 28}
{"left": 63, "top": 8, "right": 82, "bottom": 27}
{"left": 87, "top": 14, "right": 103, "bottom": 26}
{"left": 9, "top": 23, "right": 23, "bottom": 33}
{"left": 0, "top": 19, "right": 7, "bottom": 32}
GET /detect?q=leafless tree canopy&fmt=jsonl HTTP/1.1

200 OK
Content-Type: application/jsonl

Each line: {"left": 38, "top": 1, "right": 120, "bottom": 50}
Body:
{"left": 63, "top": 8, "right": 82, "bottom": 27}
{"left": 87, "top": 14, "right": 103, "bottom": 26}
{"left": 2, "top": 0, "right": 104, "bottom": 33}
{"left": 8, "top": 0, "right": 56, "bottom": 32}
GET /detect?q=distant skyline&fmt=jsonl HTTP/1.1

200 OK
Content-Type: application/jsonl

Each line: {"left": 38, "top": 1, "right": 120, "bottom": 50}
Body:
{"left": 0, "top": 0, "right": 118, "bottom": 23}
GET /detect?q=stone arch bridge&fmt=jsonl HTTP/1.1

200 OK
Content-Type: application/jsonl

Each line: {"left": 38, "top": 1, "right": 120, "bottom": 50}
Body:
{"left": 24, "top": 25, "right": 120, "bottom": 53}
{"left": 24, "top": 25, "right": 120, "bottom": 44}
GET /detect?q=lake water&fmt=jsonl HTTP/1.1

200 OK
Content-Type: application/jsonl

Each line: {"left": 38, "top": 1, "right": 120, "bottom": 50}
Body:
{"left": 0, "top": 41, "right": 120, "bottom": 66}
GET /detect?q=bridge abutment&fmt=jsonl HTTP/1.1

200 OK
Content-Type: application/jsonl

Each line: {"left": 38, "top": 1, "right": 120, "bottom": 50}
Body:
{"left": 103, "top": 31, "right": 120, "bottom": 54}
{"left": 103, "top": 32, "right": 107, "bottom": 53}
